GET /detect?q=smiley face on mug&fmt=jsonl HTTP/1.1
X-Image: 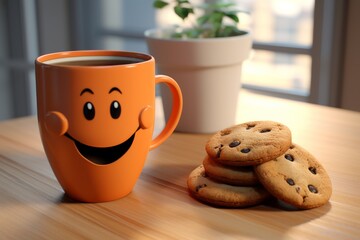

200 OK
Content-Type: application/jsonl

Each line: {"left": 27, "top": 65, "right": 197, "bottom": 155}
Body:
{"left": 44, "top": 69, "right": 154, "bottom": 166}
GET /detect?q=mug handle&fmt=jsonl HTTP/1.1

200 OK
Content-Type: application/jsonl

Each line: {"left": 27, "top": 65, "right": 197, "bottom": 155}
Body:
{"left": 149, "top": 75, "right": 183, "bottom": 150}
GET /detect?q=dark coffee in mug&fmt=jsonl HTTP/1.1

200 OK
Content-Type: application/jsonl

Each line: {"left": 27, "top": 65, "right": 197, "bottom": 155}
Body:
{"left": 45, "top": 56, "right": 143, "bottom": 66}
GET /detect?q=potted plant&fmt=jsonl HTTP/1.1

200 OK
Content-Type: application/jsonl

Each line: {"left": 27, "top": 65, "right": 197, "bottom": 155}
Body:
{"left": 145, "top": 0, "right": 252, "bottom": 133}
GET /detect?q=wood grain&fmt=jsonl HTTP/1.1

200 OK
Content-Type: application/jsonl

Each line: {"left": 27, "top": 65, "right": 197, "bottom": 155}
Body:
{"left": 0, "top": 90, "right": 359, "bottom": 239}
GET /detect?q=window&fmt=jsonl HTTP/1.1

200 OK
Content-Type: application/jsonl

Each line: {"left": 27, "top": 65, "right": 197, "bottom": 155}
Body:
{"left": 239, "top": 0, "right": 345, "bottom": 105}
{"left": 0, "top": 0, "right": 71, "bottom": 120}
{"left": 0, "top": 0, "right": 347, "bottom": 120}
{"left": 71, "top": 0, "right": 155, "bottom": 53}
{"left": 73, "top": 0, "right": 345, "bottom": 104}
{"left": 239, "top": 0, "right": 314, "bottom": 99}
{"left": 0, "top": 0, "right": 38, "bottom": 120}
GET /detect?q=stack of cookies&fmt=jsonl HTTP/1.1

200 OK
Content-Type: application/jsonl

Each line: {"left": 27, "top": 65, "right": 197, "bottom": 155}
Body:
{"left": 187, "top": 121, "right": 332, "bottom": 210}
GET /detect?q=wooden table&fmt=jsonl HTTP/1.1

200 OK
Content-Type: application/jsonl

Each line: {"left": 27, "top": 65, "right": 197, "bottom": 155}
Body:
{"left": 1, "top": 90, "right": 359, "bottom": 239}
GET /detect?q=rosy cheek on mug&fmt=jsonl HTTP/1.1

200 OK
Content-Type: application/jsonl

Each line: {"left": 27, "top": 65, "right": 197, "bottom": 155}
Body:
{"left": 139, "top": 106, "right": 154, "bottom": 130}
{"left": 45, "top": 111, "right": 68, "bottom": 136}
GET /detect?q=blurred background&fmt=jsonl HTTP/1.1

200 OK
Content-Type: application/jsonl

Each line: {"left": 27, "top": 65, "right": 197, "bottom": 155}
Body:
{"left": 0, "top": 0, "right": 359, "bottom": 120}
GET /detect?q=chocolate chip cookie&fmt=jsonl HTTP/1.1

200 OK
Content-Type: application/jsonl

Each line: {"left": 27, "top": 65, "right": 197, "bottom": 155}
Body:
{"left": 203, "top": 155, "right": 259, "bottom": 186}
{"left": 254, "top": 144, "right": 332, "bottom": 209}
{"left": 187, "top": 165, "right": 270, "bottom": 208}
{"left": 205, "top": 121, "right": 292, "bottom": 166}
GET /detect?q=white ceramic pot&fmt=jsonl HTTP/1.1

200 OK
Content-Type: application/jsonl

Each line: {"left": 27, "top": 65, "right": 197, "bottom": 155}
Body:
{"left": 145, "top": 28, "right": 252, "bottom": 133}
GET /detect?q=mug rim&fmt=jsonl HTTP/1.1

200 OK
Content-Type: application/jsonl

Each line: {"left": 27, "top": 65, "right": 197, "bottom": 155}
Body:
{"left": 36, "top": 50, "right": 154, "bottom": 68}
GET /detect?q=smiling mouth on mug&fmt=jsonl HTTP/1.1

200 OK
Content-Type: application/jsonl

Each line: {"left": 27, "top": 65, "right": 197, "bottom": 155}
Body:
{"left": 65, "top": 131, "right": 137, "bottom": 165}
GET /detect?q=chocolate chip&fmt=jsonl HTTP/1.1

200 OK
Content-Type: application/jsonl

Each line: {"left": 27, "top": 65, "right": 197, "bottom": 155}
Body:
{"left": 241, "top": 148, "right": 251, "bottom": 153}
{"left": 308, "top": 167, "right": 317, "bottom": 175}
{"left": 260, "top": 128, "right": 271, "bottom": 133}
{"left": 196, "top": 184, "right": 207, "bottom": 192}
{"left": 220, "top": 129, "right": 231, "bottom": 136}
{"left": 286, "top": 178, "right": 295, "bottom": 186}
{"left": 216, "top": 144, "right": 223, "bottom": 158}
{"left": 229, "top": 140, "right": 240, "bottom": 148}
{"left": 214, "top": 144, "right": 223, "bottom": 149}
{"left": 308, "top": 184, "right": 318, "bottom": 193}
{"left": 246, "top": 124, "right": 256, "bottom": 130}
{"left": 285, "top": 154, "right": 294, "bottom": 161}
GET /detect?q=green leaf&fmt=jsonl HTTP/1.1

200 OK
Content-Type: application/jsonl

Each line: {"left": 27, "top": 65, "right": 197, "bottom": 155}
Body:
{"left": 174, "top": 5, "right": 193, "bottom": 20}
{"left": 176, "top": 0, "right": 190, "bottom": 4}
{"left": 209, "top": 11, "right": 224, "bottom": 24}
{"left": 197, "top": 14, "right": 211, "bottom": 26}
{"left": 221, "top": 25, "right": 236, "bottom": 37}
{"left": 171, "top": 32, "right": 184, "bottom": 39}
{"left": 153, "top": 0, "right": 168, "bottom": 9}
{"left": 184, "top": 28, "right": 202, "bottom": 38}
{"left": 225, "top": 12, "right": 239, "bottom": 23}
{"left": 219, "top": 25, "right": 244, "bottom": 37}
{"left": 212, "top": 2, "right": 236, "bottom": 9}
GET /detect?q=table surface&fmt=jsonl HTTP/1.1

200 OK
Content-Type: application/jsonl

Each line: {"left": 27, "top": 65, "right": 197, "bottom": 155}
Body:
{"left": 1, "top": 90, "right": 359, "bottom": 239}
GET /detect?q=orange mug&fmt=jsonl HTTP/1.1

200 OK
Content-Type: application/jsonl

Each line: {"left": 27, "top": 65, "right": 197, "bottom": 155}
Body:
{"left": 35, "top": 50, "right": 182, "bottom": 202}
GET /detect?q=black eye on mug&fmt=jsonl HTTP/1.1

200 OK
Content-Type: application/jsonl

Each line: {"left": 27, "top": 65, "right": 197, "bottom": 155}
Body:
{"left": 110, "top": 100, "right": 121, "bottom": 119}
{"left": 83, "top": 102, "right": 95, "bottom": 120}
